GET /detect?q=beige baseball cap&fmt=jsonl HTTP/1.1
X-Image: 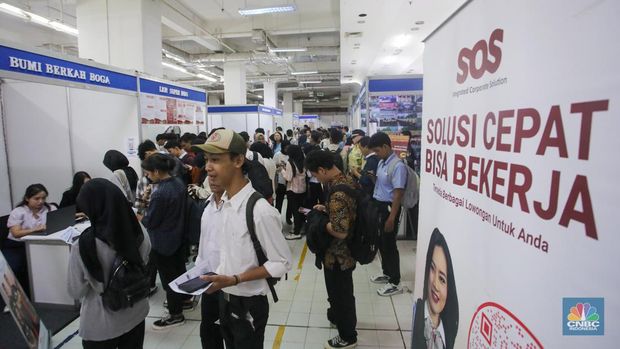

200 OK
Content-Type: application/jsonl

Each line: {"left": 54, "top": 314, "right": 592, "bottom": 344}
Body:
{"left": 192, "top": 129, "right": 247, "bottom": 154}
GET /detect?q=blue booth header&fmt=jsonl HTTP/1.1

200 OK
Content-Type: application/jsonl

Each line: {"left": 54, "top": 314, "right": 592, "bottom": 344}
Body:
{"left": 298, "top": 114, "right": 319, "bottom": 119}
{"left": 0, "top": 45, "right": 137, "bottom": 92}
{"left": 208, "top": 105, "right": 283, "bottom": 116}
{"left": 368, "top": 78, "right": 423, "bottom": 92}
{"left": 139, "top": 78, "right": 206, "bottom": 102}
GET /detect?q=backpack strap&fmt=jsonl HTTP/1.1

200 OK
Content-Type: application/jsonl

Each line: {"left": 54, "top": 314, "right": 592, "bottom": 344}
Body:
{"left": 251, "top": 151, "right": 260, "bottom": 165}
{"left": 245, "top": 192, "right": 279, "bottom": 303}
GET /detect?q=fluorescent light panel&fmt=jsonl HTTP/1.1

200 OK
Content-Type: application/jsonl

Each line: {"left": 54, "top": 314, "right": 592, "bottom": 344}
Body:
{"left": 299, "top": 81, "right": 322, "bottom": 84}
{"left": 162, "top": 62, "right": 219, "bottom": 83}
{"left": 269, "top": 47, "right": 307, "bottom": 53}
{"left": 238, "top": 5, "right": 296, "bottom": 16}
{"left": 0, "top": 3, "right": 78, "bottom": 36}
{"left": 291, "top": 71, "right": 318, "bottom": 75}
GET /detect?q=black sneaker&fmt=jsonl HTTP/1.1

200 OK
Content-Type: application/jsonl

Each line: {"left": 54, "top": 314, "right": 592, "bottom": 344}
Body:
{"left": 324, "top": 335, "right": 357, "bottom": 349}
{"left": 285, "top": 232, "right": 302, "bottom": 240}
{"left": 152, "top": 314, "right": 185, "bottom": 330}
{"left": 163, "top": 298, "right": 196, "bottom": 311}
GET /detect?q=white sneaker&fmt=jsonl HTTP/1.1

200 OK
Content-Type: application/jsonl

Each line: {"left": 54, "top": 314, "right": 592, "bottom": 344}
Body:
{"left": 2, "top": 305, "right": 9, "bottom": 313}
{"left": 369, "top": 274, "right": 389, "bottom": 284}
{"left": 377, "top": 283, "right": 403, "bottom": 297}
{"left": 285, "top": 232, "right": 302, "bottom": 240}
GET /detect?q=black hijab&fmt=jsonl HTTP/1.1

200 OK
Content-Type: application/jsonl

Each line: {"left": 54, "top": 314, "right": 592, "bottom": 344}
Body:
{"left": 103, "top": 150, "right": 139, "bottom": 192}
{"left": 77, "top": 179, "right": 144, "bottom": 282}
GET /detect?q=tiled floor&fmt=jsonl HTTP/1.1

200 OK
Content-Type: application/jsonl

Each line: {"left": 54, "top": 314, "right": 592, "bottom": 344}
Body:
{"left": 51, "top": 210, "right": 418, "bottom": 349}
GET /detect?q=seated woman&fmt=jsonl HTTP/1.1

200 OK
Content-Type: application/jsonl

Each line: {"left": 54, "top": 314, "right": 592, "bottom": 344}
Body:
{"left": 59, "top": 171, "right": 91, "bottom": 208}
{"left": 67, "top": 179, "right": 151, "bottom": 348}
{"left": 103, "top": 150, "right": 139, "bottom": 203}
{"left": 3, "top": 184, "right": 56, "bottom": 299}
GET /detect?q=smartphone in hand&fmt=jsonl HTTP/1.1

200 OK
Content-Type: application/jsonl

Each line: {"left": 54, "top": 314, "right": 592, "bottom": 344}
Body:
{"left": 177, "top": 272, "right": 217, "bottom": 293}
{"left": 298, "top": 207, "right": 311, "bottom": 215}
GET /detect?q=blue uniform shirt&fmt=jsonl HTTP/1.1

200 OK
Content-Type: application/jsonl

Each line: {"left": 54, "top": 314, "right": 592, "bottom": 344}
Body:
{"left": 373, "top": 152, "right": 407, "bottom": 203}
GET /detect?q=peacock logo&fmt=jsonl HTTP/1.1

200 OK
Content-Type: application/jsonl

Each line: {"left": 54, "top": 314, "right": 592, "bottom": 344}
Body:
{"left": 567, "top": 303, "right": 599, "bottom": 322}
{"left": 563, "top": 298, "right": 604, "bottom": 336}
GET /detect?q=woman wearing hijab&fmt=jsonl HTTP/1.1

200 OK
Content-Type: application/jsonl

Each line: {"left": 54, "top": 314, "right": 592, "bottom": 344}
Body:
{"left": 67, "top": 179, "right": 151, "bottom": 348}
{"left": 103, "top": 150, "right": 139, "bottom": 203}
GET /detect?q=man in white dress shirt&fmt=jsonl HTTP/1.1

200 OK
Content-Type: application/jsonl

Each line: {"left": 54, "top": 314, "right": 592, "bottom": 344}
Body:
{"left": 196, "top": 129, "right": 292, "bottom": 349}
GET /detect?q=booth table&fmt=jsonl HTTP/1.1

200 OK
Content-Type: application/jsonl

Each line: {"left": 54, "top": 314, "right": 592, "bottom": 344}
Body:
{"left": 21, "top": 222, "right": 90, "bottom": 308}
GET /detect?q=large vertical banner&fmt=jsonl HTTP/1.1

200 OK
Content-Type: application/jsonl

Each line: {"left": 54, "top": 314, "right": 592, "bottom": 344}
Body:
{"left": 415, "top": 0, "right": 619, "bottom": 348}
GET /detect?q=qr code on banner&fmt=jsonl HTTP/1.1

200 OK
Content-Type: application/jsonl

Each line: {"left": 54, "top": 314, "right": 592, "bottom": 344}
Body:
{"left": 468, "top": 302, "right": 543, "bottom": 349}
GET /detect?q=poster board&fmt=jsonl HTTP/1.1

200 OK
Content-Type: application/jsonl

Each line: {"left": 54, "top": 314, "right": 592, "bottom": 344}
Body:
{"left": 0, "top": 252, "right": 50, "bottom": 349}
{"left": 138, "top": 78, "right": 206, "bottom": 125}
{"left": 415, "top": 0, "right": 619, "bottom": 348}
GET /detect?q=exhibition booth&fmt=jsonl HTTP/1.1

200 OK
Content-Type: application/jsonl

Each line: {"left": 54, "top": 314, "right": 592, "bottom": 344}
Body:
{"left": 0, "top": 42, "right": 207, "bottom": 216}
{"left": 206, "top": 104, "right": 283, "bottom": 137}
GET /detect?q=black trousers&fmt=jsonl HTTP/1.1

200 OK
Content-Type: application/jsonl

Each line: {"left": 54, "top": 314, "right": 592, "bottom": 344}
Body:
{"left": 152, "top": 246, "right": 188, "bottom": 316}
{"left": 147, "top": 250, "right": 157, "bottom": 288}
{"left": 306, "top": 182, "right": 325, "bottom": 206}
{"left": 286, "top": 191, "right": 306, "bottom": 234}
{"left": 219, "top": 293, "right": 269, "bottom": 349}
{"left": 405, "top": 204, "right": 419, "bottom": 240}
{"left": 324, "top": 263, "right": 357, "bottom": 342}
{"left": 0, "top": 240, "right": 30, "bottom": 311}
{"left": 200, "top": 291, "right": 224, "bottom": 349}
{"left": 275, "top": 184, "right": 293, "bottom": 222}
{"left": 376, "top": 200, "right": 402, "bottom": 285}
{"left": 82, "top": 320, "right": 145, "bottom": 349}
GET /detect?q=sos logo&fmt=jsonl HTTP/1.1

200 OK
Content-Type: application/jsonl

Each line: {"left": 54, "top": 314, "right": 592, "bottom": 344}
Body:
{"left": 456, "top": 28, "right": 504, "bottom": 84}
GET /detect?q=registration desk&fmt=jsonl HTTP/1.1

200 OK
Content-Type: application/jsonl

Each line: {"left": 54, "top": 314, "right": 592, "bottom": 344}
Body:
{"left": 21, "top": 222, "right": 90, "bottom": 307}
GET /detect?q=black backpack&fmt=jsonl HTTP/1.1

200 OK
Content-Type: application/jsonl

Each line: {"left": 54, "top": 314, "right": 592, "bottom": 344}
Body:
{"left": 246, "top": 152, "right": 274, "bottom": 200}
{"left": 246, "top": 192, "right": 280, "bottom": 302}
{"left": 102, "top": 254, "right": 151, "bottom": 311}
{"left": 80, "top": 230, "right": 151, "bottom": 312}
{"left": 184, "top": 193, "right": 209, "bottom": 245}
{"left": 328, "top": 184, "right": 383, "bottom": 265}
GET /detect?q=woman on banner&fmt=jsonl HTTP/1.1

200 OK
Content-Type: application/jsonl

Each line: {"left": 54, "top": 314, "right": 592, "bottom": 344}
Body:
{"left": 412, "top": 228, "right": 459, "bottom": 349}
{"left": 67, "top": 179, "right": 151, "bottom": 348}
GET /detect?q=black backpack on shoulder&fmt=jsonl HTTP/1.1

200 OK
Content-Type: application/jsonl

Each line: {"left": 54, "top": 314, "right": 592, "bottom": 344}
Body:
{"left": 79, "top": 229, "right": 151, "bottom": 312}
{"left": 328, "top": 184, "right": 383, "bottom": 265}
{"left": 246, "top": 152, "right": 274, "bottom": 200}
{"left": 245, "top": 192, "right": 280, "bottom": 302}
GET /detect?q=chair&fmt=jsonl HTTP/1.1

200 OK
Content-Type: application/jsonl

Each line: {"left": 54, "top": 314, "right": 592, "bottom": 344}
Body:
{"left": 0, "top": 215, "right": 9, "bottom": 251}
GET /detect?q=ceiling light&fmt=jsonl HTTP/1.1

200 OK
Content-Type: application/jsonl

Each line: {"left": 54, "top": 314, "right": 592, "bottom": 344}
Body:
{"left": 269, "top": 47, "right": 307, "bottom": 52}
{"left": 239, "top": 5, "right": 296, "bottom": 16}
{"left": 410, "top": 27, "right": 420, "bottom": 31}
{"left": 358, "top": 13, "right": 367, "bottom": 17}
{"left": 291, "top": 71, "right": 318, "bottom": 75}
{"left": 162, "top": 62, "right": 189, "bottom": 73}
{"left": 300, "top": 81, "right": 322, "bottom": 84}
{"left": 383, "top": 56, "right": 397, "bottom": 64}
{"left": 393, "top": 34, "right": 411, "bottom": 48}
{"left": 0, "top": 3, "right": 78, "bottom": 36}
{"left": 196, "top": 73, "right": 217, "bottom": 82}
{"left": 357, "top": 20, "right": 365, "bottom": 24}
{"left": 415, "top": 20, "right": 425, "bottom": 25}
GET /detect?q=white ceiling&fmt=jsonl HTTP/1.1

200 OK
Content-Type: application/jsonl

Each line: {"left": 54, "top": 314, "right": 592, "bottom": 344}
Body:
{"left": 340, "top": 0, "right": 467, "bottom": 85}
{"left": 0, "top": 0, "right": 464, "bottom": 108}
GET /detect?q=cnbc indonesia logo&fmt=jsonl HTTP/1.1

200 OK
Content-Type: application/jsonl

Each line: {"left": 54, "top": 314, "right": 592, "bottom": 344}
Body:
{"left": 563, "top": 298, "right": 604, "bottom": 336}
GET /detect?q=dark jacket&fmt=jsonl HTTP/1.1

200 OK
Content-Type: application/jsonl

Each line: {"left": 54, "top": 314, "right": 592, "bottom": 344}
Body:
{"left": 359, "top": 154, "right": 379, "bottom": 196}
{"left": 141, "top": 177, "right": 186, "bottom": 256}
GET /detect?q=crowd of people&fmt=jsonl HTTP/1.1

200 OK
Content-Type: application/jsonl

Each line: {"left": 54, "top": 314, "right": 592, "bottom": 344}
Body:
{"left": 1, "top": 124, "right": 425, "bottom": 349}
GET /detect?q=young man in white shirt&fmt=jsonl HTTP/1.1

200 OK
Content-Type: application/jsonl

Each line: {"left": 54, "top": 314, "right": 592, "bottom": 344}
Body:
{"left": 195, "top": 176, "right": 225, "bottom": 349}
{"left": 196, "top": 129, "right": 292, "bottom": 349}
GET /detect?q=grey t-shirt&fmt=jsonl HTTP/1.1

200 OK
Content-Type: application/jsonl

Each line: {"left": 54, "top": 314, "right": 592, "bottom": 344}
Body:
{"left": 67, "top": 227, "right": 151, "bottom": 341}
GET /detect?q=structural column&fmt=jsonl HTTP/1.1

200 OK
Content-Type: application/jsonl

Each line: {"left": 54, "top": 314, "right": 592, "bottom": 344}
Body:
{"left": 281, "top": 92, "right": 293, "bottom": 130}
{"left": 263, "top": 81, "right": 277, "bottom": 108}
{"left": 208, "top": 94, "right": 221, "bottom": 105}
{"left": 76, "top": 0, "right": 163, "bottom": 76}
{"left": 223, "top": 61, "right": 247, "bottom": 104}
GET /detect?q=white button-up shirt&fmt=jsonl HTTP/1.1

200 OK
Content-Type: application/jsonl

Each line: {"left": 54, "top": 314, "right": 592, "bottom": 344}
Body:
{"left": 217, "top": 182, "right": 292, "bottom": 297}
{"left": 196, "top": 194, "right": 224, "bottom": 273}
